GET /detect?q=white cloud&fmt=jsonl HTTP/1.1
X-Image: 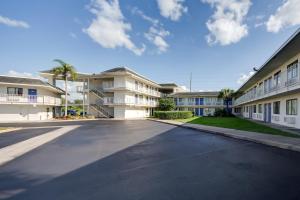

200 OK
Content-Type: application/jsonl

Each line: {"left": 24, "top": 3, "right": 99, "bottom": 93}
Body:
{"left": 69, "top": 32, "right": 77, "bottom": 39}
{"left": 145, "top": 26, "right": 170, "bottom": 53}
{"left": 202, "top": 0, "right": 251, "bottom": 46}
{"left": 131, "top": 7, "right": 159, "bottom": 26}
{"left": 131, "top": 7, "right": 170, "bottom": 53}
{"left": 157, "top": 0, "right": 187, "bottom": 21}
{"left": 83, "top": 0, "right": 145, "bottom": 56}
{"left": 0, "top": 15, "right": 29, "bottom": 28}
{"left": 6, "top": 70, "right": 36, "bottom": 78}
{"left": 180, "top": 85, "right": 188, "bottom": 91}
{"left": 266, "top": 0, "right": 300, "bottom": 33}
{"left": 237, "top": 71, "right": 255, "bottom": 85}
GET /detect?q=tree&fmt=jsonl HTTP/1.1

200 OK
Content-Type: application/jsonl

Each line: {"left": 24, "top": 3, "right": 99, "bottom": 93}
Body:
{"left": 51, "top": 59, "right": 77, "bottom": 117}
{"left": 158, "top": 98, "right": 175, "bottom": 111}
{"left": 218, "top": 88, "right": 234, "bottom": 113}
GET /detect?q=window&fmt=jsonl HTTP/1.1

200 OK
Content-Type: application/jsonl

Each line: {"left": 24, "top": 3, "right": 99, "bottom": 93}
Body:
{"left": 264, "top": 77, "right": 272, "bottom": 93}
{"left": 258, "top": 104, "right": 262, "bottom": 113}
{"left": 287, "top": 60, "right": 298, "bottom": 81}
{"left": 273, "top": 101, "right": 280, "bottom": 114}
{"left": 7, "top": 87, "right": 23, "bottom": 96}
{"left": 286, "top": 99, "right": 297, "bottom": 115}
{"left": 246, "top": 106, "right": 249, "bottom": 112}
{"left": 273, "top": 71, "right": 281, "bottom": 87}
{"left": 253, "top": 105, "right": 257, "bottom": 113}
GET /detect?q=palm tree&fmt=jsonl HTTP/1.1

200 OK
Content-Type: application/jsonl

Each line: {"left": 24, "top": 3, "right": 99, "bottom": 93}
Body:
{"left": 218, "top": 88, "right": 234, "bottom": 113}
{"left": 51, "top": 59, "right": 77, "bottom": 117}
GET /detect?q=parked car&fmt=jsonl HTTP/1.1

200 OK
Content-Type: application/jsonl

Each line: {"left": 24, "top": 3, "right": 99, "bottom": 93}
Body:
{"left": 67, "top": 110, "right": 77, "bottom": 116}
{"left": 80, "top": 111, "right": 87, "bottom": 116}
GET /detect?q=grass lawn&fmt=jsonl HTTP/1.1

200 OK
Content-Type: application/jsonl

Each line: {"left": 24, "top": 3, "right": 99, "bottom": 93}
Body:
{"left": 177, "top": 116, "right": 299, "bottom": 138}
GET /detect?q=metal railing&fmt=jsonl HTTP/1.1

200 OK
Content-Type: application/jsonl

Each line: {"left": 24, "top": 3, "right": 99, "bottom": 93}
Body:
{"left": 176, "top": 101, "right": 225, "bottom": 106}
{"left": 103, "top": 97, "right": 158, "bottom": 107}
{"left": 90, "top": 103, "right": 113, "bottom": 118}
{"left": 111, "top": 84, "right": 161, "bottom": 97}
{"left": 234, "top": 69, "right": 300, "bottom": 106}
{"left": 0, "top": 94, "right": 61, "bottom": 105}
{"left": 90, "top": 87, "right": 106, "bottom": 98}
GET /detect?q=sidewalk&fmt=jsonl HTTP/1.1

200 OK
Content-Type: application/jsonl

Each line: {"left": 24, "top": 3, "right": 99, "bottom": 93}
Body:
{"left": 247, "top": 118, "right": 300, "bottom": 136}
{"left": 149, "top": 119, "right": 300, "bottom": 152}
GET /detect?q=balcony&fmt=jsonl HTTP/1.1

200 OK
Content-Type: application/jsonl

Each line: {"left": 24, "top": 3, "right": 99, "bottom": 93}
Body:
{"left": 0, "top": 94, "right": 62, "bottom": 106}
{"left": 176, "top": 101, "right": 225, "bottom": 106}
{"left": 103, "top": 97, "right": 158, "bottom": 107}
{"left": 234, "top": 69, "right": 300, "bottom": 106}
{"left": 104, "top": 84, "right": 161, "bottom": 97}
{"left": 80, "top": 84, "right": 161, "bottom": 98}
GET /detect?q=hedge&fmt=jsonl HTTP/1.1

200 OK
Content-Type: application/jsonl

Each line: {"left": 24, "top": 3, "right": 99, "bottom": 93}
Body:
{"left": 154, "top": 111, "right": 193, "bottom": 119}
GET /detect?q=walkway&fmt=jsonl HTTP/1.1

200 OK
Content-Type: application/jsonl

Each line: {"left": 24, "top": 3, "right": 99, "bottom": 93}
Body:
{"left": 149, "top": 119, "right": 300, "bottom": 152}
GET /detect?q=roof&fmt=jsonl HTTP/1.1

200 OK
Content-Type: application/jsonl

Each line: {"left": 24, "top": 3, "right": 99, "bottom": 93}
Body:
{"left": 159, "top": 83, "right": 178, "bottom": 87}
{"left": 171, "top": 91, "right": 220, "bottom": 97}
{"left": 237, "top": 28, "right": 300, "bottom": 93}
{"left": 100, "top": 67, "right": 161, "bottom": 87}
{"left": 40, "top": 67, "right": 161, "bottom": 87}
{"left": 0, "top": 75, "right": 64, "bottom": 94}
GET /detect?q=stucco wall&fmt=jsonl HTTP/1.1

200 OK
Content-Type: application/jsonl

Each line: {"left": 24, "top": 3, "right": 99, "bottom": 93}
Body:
{"left": 114, "top": 106, "right": 149, "bottom": 119}
{"left": 0, "top": 105, "right": 54, "bottom": 121}
{"left": 240, "top": 93, "right": 300, "bottom": 128}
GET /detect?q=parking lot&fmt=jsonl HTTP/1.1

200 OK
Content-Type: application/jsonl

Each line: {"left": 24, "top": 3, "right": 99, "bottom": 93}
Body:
{"left": 0, "top": 120, "right": 300, "bottom": 200}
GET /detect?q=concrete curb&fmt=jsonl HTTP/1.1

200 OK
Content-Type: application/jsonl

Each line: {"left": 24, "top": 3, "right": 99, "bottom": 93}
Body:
{"left": 0, "top": 125, "right": 80, "bottom": 166}
{"left": 148, "top": 119, "right": 300, "bottom": 153}
{"left": 0, "top": 128, "right": 22, "bottom": 134}
{"left": 0, "top": 118, "right": 100, "bottom": 124}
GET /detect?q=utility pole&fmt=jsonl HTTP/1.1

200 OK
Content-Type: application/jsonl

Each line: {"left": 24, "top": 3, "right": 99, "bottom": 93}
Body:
{"left": 189, "top": 72, "right": 192, "bottom": 92}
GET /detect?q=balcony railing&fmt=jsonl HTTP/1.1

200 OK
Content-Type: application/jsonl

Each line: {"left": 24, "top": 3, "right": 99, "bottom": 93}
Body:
{"left": 103, "top": 97, "right": 158, "bottom": 107}
{"left": 80, "top": 84, "right": 161, "bottom": 97}
{"left": 0, "top": 94, "right": 62, "bottom": 106}
{"left": 234, "top": 69, "right": 300, "bottom": 106}
{"left": 176, "top": 101, "right": 225, "bottom": 106}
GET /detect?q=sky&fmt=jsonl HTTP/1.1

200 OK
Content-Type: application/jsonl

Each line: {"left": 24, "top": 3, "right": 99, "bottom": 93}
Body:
{"left": 0, "top": 0, "right": 300, "bottom": 92}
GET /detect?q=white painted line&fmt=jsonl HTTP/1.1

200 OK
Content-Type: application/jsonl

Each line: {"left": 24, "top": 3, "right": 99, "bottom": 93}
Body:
{"left": 0, "top": 125, "right": 80, "bottom": 166}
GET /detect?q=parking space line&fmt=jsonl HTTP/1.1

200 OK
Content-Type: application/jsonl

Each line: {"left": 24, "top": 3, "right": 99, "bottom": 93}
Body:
{"left": 0, "top": 125, "right": 80, "bottom": 166}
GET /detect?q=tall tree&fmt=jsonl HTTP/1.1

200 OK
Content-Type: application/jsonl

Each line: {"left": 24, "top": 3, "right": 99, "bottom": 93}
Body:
{"left": 51, "top": 59, "right": 77, "bottom": 117}
{"left": 218, "top": 88, "right": 234, "bottom": 113}
{"left": 158, "top": 98, "right": 175, "bottom": 111}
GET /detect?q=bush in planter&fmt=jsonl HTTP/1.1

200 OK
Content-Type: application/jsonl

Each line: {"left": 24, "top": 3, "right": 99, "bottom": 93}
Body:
{"left": 154, "top": 111, "right": 193, "bottom": 119}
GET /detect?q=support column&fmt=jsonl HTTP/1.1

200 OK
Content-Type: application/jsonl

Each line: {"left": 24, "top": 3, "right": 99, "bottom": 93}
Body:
{"left": 82, "top": 79, "right": 85, "bottom": 117}
{"left": 87, "top": 77, "right": 90, "bottom": 114}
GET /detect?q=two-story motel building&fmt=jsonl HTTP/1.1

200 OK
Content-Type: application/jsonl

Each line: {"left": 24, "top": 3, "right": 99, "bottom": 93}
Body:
{"left": 41, "top": 67, "right": 161, "bottom": 119}
{"left": 172, "top": 92, "right": 231, "bottom": 116}
{"left": 233, "top": 29, "right": 300, "bottom": 128}
{"left": 0, "top": 75, "right": 63, "bottom": 121}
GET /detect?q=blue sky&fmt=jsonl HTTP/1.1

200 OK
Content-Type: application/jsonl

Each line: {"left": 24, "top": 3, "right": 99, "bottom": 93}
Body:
{"left": 0, "top": 0, "right": 299, "bottom": 91}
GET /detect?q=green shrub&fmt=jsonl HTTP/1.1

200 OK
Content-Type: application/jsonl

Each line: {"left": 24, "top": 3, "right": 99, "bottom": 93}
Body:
{"left": 214, "top": 108, "right": 234, "bottom": 117}
{"left": 158, "top": 98, "right": 175, "bottom": 111}
{"left": 154, "top": 111, "right": 193, "bottom": 119}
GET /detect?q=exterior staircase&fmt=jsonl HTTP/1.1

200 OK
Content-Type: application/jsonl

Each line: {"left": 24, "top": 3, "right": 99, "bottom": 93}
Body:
{"left": 90, "top": 87, "right": 106, "bottom": 98}
{"left": 90, "top": 87, "right": 113, "bottom": 118}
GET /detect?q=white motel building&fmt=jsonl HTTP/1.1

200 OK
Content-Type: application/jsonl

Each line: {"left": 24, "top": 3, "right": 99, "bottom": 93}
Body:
{"left": 41, "top": 67, "right": 162, "bottom": 119}
{"left": 0, "top": 29, "right": 299, "bottom": 128}
{"left": 171, "top": 92, "right": 232, "bottom": 116}
{"left": 0, "top": 75, "right": 63, "bottom": 121}
{"left": 233, "top": 29, "right": 300, "bottom": 129}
